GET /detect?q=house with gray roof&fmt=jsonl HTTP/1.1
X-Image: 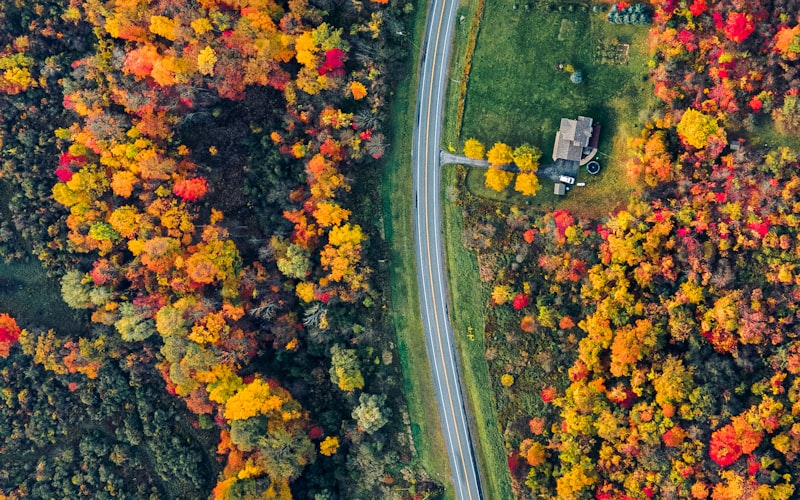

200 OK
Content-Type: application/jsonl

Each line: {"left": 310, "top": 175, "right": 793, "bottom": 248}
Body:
{"left": 539, "top": 116, "right": 601, "bottom": 195}
{"left": 552, "top": 116, "right": 595, "bottom": 162}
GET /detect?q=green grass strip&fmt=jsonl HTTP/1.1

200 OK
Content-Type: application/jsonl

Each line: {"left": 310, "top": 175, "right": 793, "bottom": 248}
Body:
{"left": 455, "top": 0, "right": 485, "bottom": 138}
{"left": 381, "top": 2, "right": 454, "bottom": 497}
{"left": 441, "top": 165, "right": 513, "bottom": 500}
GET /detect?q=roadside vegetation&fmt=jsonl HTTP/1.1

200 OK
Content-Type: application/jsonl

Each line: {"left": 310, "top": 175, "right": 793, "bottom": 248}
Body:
{"left": 439, "top": 1, "right": 658, "bottom": 496}
{"left": 449, "top": 0, "right": 800, "bottom": 497}
{"left": 382, "top": 0, "right": 455, "bottom": 494}
{"left": 442, "top": 165, "right": 514, "bottom": 500}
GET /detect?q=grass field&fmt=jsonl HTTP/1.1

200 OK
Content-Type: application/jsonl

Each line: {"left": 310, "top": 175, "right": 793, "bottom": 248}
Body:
{"left": 381, "top": 1, "right": 455, "bottom": 496}
{"left": 0, "top": 259, "right": 85, "bottom": 335}
{"left": 446, "top": 1, "right": 658, "bottom": 217}
{"left": 443, "top": 0, "right": 483, "bottom": 149}
{"left": 441, "top": 166, "right": 514, "bottom": 500}
{"left": 743, "top": 118, "right": 800, "bottom": 152}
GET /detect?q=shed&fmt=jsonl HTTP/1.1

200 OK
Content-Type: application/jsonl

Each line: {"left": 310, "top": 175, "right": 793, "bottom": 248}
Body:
{"left": 554, "top": 182, "right": 566, "bottom": 196}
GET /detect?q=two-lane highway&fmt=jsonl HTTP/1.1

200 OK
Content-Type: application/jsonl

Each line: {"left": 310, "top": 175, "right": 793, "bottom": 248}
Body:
{"left": 412, "top": 0, "right": 483, "bottom": 497}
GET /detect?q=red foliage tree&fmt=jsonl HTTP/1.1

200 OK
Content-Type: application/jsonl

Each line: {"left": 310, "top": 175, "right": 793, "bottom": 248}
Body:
{"left": 318, "top": 48, "right": 345, "bottom": 76}
{"left": 552, "top": 210, "right": 575, "bottom": 244}
{"left": 523, "top": 228, "right": 536, "bottom": 244}
{"left": 55, "top": 166, "right": 74, "bottom": 182}
{"left": 173, "top": 177, "right": 208, "bottom": 202}
{"left": 0, "top": 313, "right": 21, "bottom": 358}
{"left": 723, "top": 13, "right": 755, "bottom": 44}
{"left": 512, "top": 293, "right": 530, "bottom": 310}
{"left": 689, "top": 0, "right": 707, "bottom": 17}
{"left": 748, "top": 96, "right": 763, "bottom": 113}
{"left": 709, "top": 424, "right": 742, "bottom": 467}
{"left": 540, "top": 386, "right": 556, "bottom": 403}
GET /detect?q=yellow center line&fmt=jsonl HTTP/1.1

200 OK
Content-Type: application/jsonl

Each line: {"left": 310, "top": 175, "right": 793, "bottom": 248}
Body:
{"left": 421, "top": 0, "right": 475, "bottom": 497}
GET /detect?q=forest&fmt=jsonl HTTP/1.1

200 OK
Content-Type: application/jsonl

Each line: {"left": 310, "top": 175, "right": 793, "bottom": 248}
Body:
{"left": 0, "top": 0, "right": 439, "bottom": 498}
{"left": 456, "top": 0, "right": 800, "bottom": 498}
{"left": 5, "top": 0, "right": 800, "bottom": 498}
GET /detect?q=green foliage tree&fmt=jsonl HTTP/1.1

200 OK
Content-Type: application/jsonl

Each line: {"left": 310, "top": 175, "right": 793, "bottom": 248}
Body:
{"left": 329, "top": 344, "right": 364, "bottom": 392}
{"left": 229, "top": 416, "right": 267, "bottom": 452}
{"left": 60, "top": 270, "right": 92, "bottom": 309}
{"left": 352, "top": 393, "right": 389, "bottom": 434}
{"left": 276, "top": 243, "right": 312, "bottom": 280}
{"left": 114, "top": 302, "right": 155, "bottom": 342}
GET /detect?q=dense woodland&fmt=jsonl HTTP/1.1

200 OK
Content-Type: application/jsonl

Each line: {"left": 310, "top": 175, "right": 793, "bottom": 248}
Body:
{"left": 457, "top": 0, "right": 800, "bottom": 498}
{"left": 0, "top": 0, "right": 438, "bottom": 498}
{"left": 5, "top": 0, "right": 800, "bottom": 498}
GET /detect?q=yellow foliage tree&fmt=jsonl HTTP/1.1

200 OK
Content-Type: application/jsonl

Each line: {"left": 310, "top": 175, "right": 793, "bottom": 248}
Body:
{"left": 320, "top": 436, "right": 339, "bottom": 456}
{"left": 487, "top": 141, "right": 513, "bottom": 166}
{"left": 0, "top": 52, "right": 35, "bottom": 94}
{"left": 296, "top": 282, "right": 315, "bottom": 303}
{"left": 149, "top": 15, "right": 179, "bottom": 41}
{"left": 110, "top": 170, "right": 138, "bottom": 198}
{"left": 350, "top": 81, "right": 367, "bottom": 100}
{"left": 485, "top": 167, "right": 513, "bottom": 192}
{"left": 512, "top": 143, "right": 541, "bottom": 172}
{"left": 330, "top": 344, "right": 364, "bottom": 392}
{"left": 463, "top": 138, "right": 485, "bottom": 160}
{"left": 521, "top": 440, "right": 545, "bottom": 466}
{"left": 651, "top": 355, "right": 693, "bottom": 410}
{"left": 188, "top": 311, "right": 228, "bottom": 345}
{"left": 514, "top": 172, "right": 540, "bottom": 197}
{"left": 207, "top": 367, "right": 245, "bottom": 404}
{"left": 224, "top": 378, "right": 284, "bottom": 421}
{"left": 676, "top": 108, "right": 725, "bottom": 149}
{"left": 197, "top": 46, "right": 218, "bottom": 76}
{"left": 52, "top": 182, "right": 87, "bottom": 208}
{"left": 108, "top": 205, "right": 141, "bottom": 238}
{"left": 190, "top": 18, "right": 213, "bottom": 35}
{"left": 1, "top": 67, "right": 33, "bottom": 94}
{"left": 320, "top": 223, "right": 366, "bottom": 286}
{"left": 313, "top": 201, "right": 350, "bottom": 227}
{"left": 609, "top": 319, "right": 656, "bottom": 377}
{"left": 556, "top": 459, "right": 597, "bottom": 500}
{"left": 492, "top": 284, "right": 513, "bottom": 305}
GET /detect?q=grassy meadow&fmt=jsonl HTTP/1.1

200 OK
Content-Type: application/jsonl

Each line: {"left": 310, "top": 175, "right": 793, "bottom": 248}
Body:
{"left": 0, "top": 259, "right": 85, "bottom": 335}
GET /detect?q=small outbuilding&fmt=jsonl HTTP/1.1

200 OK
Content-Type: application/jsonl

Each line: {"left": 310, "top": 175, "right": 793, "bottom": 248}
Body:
{"left": 554, "top": 182, "right": 567, "bottom": 196}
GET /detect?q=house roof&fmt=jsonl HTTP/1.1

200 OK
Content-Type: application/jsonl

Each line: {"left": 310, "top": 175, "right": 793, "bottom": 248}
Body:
{"left": 560, "top": 119, "right": 576, "bottom": 138}
{"left": 553, "top": 130, "right": 585, "bottom": 161}
{"left": 574, "top": 116, "right": 593, "bottom": 146}
{"left": 553, "top": 116, "right": 594, "bottom": 161}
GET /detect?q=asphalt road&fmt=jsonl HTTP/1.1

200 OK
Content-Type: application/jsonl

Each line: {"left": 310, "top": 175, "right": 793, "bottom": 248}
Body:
{"left": 412, "top": 0, "right": 483, "bottom": 497}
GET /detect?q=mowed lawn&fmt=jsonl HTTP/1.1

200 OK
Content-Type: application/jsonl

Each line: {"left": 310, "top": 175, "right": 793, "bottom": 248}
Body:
{"left": 454, "top": 2, "right": 657, "bottom": 217}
